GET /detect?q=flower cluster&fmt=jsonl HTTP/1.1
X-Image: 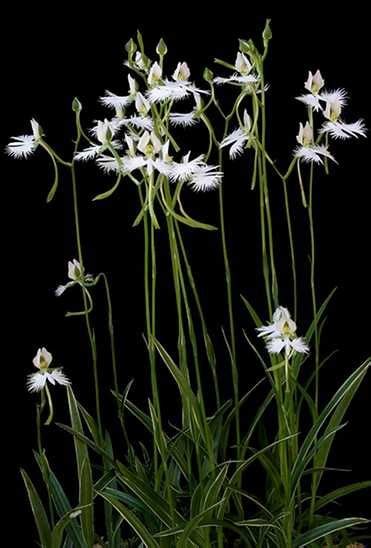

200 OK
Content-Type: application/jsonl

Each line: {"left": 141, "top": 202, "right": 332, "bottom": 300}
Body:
{"left": 295, "top": 70, "right": 366, "bottom": 164}
{"left": 257, "top": 306, "right": 309, "bottom": 357}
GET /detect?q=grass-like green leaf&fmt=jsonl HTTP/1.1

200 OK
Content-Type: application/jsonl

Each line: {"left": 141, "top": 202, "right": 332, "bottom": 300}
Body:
{"left": 294, "top": 517, "right": 369, "bottom": 547}
{"left": 97, "top": 490, "right": 160, "bottom": 548}
{"left": 21, "top": 468, "right": 51, "bottom": 548}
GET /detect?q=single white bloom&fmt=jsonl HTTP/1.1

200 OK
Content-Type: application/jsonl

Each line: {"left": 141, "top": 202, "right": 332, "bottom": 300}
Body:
{"left": 173, "top": 62, "right": 191, "bottom": 81}
{"left": 320, "top": 119, "right": 367, "bottom": 140}
{"left": 188, "top": 164, "right": 223, "bottom": 192}
{"left": 28, "top": 347, "right": 70, "bottom": 393}
{"left": 235, "top": 52, "right": 252, "bottom": 75}
{"left": 257, "top": 306, "right": 309, "bottom": 357}
{"left": 304, "top": 70, "right": 325, "bottom": 95}
{"left": 221, "top": 110, "right": 252, "bottom": 159}
{"left": 6, "top": 118, "right": 42, "bottom": 159}
{"left": 294, "top": 144, "right": 336, "bottom": 164}
{"left": 55, "top": 259, "right": 92, "bottom": 296}
{"left": 148, "top": 61, "right": 162, "bottom": 87}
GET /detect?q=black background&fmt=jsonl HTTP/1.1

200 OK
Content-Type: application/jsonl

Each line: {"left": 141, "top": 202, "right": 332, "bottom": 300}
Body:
{"left": 1, "top": 6, "right": 370, "bottom": 542}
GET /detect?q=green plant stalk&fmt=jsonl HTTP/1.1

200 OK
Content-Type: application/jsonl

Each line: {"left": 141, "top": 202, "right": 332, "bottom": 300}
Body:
{"left": 282, "top": 180, "right": 298, "bottom": 320}
{"left": 70, "top": 159, "right": 102, "bottom": 437}
{"left": 174, "top": 221, "right": 221, "bottom": 408}
{"left": 259, "top": 75, "right": 278, "bottom": 311}
{"left": 218, "top": 147, "right": 240, "bottom": 459}
{"left": 97, "top": 272, "right": 120, "bottom": 402}
{"left": 138, "top": 186, "right": 160, "bottom": 483}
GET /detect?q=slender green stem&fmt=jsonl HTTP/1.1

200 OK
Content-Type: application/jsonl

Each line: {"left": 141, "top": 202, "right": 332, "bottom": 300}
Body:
{"left": 259, "top": 75, "right": 278, "bottom": 309}
{"left": 217, "top": 148, "right": 240, "bottom": 457}
{"left": 174, "top": 221, "right": 221, "bottom": 408}
{"left": 44, "top": 384, "right": 54, "bottom": 426}
{"left": 99, "top": 273, "right": 119, "bottom": 396}
{"left": 70, "top": 153, "right": 102, "bottom": 437}
{"left": 282, "top": 181, "right": 298, "bottom": 319}
{"left": 138, "top": 186, "right": 160, "bottom": 481}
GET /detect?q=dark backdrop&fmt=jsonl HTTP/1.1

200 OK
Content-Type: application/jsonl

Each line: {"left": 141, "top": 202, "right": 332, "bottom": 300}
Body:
{"left": 1, "top": 7, "right": 370, "bottom": 542}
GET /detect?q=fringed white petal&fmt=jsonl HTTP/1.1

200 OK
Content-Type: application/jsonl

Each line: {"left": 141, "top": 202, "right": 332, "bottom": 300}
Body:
{"left": 188, "top": 165, "right": 223, "bottom": 192}
{"left": 99, "top": 91, "right": 133, "bottom": 109}
{"left": 27, "top": 372, "right": 47, "bottom": 392}
{"left": 74, "top": 145, "right": 101, "bottom": 161}
{"left": 169, "top": 112, "right": 198, "bottom": 127}
{"left": 321, "top": 120, "right": 366, "bottom": 140}
{"left": 50, "top": 368, "right": 71, "bottom": 387}
{"left": 294, "top": 145, "right": 336, "bottom": 164}
{"left": 295, "top": 94, "right": 322, "bottom": 111}
{"left": 6, "top": 135, "right": 37, "bottom": 158}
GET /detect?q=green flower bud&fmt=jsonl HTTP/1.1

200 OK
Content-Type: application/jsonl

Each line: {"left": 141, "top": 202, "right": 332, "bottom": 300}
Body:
{"left": 156, "top": 38, "right": 168, "bottom": 57}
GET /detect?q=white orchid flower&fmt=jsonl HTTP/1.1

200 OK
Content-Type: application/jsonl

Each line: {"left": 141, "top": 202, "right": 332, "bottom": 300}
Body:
{"left": 220, "top": 110, "right": 252, "bottom": 159}
{"left": 75, "top": 119, "right": 121, "bottom": 162}
{"left": 257, "top": 306, "right": 309, "bottom": 357}
{"left": 55, "top": 259, "right": 93, "bottom": 296}
{"left": 319, "top": 89, "right": 366, "bottom": 140}
{"left": 214, "top": 51, "right": 258, "bottom": 86}
{"left": 294, "top": 122, "right": 336, "bottom": 164}
{"left": 6, "top": 119, "right": 43, "bottom": 159}
{"left": 27, "top": 347, "right": 70, "bottom": 393}
{"left": 169, "top": 152, "right": 222, "bottom": 191}
{"left": 99, "top": 75, "right": 138, "bottom": 109}
{"left": 296, "top": 70, "right": 325, "bottom": 111}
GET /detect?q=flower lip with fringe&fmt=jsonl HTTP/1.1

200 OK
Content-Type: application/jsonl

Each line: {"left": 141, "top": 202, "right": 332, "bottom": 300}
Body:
{"left": 27, "top": 347, "right": 70, "bottom": 393}
{"left": 6, "top": 119, "right": 43, "bottom": 158}
{"left": 220, "top": 110, "right": 252, "bottom": 159}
